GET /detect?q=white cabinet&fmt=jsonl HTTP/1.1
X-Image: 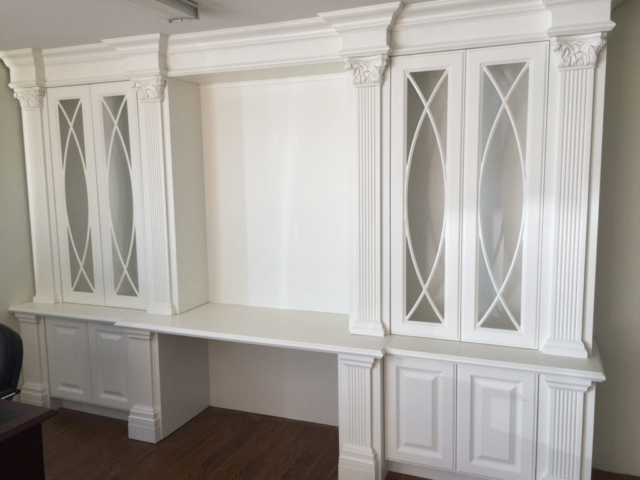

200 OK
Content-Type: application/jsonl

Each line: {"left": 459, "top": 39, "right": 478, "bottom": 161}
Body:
{"left": 385, "top": 356, "right": 455, "bottom": 470}
{"left": 461, "top": 43, "right": 548, "bottom": 350}
{"left": 45, "top": 318, "right": 130, "bottom": 411}
{"left": 45, "top": 318, "right": 92, "bottom": 403}
{"left": 47, "top": 82, "right": 146, "bottom": 309}
{"left": 457, "top": 364, "right": 537, "bottom": 480}
{"left": 88, "top": 323, "right": 131, "bottom": 410}
{"left": 390, "top": 51, "right": 464, "bottom": 341}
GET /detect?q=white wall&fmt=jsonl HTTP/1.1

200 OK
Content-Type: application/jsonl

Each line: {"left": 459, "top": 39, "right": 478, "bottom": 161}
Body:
{"left": 593, "top": 1, "right": 640, "bottom": 475}
{"left": 0, "top": 63, "right": 35, "bottom": 332}
{"left": 200, "top": 74, "right": 350, "bottom": 425}
{"left": 201, "top": 74, "right": 351, "bottom": 315}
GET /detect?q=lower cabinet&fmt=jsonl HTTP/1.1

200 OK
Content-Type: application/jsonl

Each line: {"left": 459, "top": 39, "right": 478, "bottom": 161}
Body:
{"left": 45, "top": 318, "right": 131, "bottom": 411}
{"left": 457, "top": 365, "right": 536, "bottom": 480}
{"left": 385, "top": 356, "right": 537, "bottom": 480}
{"left": 385, "top": 356, "right": 455, "bottom": 470}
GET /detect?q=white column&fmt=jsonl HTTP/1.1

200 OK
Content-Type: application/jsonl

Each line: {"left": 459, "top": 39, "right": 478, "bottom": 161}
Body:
{"left": 346, "top": 55, "right": 387, "bottom": 338}
{"left": 545, "top": 33, "right": 606, "bottom": 358}
{"left": 537, "top": 375, "right": 594, "bottom": 480}
{"left": 13, "top": 87, "right": 61, "bottom": 304}
{"left": 338, "top": 354, "right": 383, "bottom": 480}
{"left": 125, "top": 328, "right": 161, "bottom": 443}
{"left": 14, "top": 313, "right": 50, "bottom": 407}
{"left": 132, "top": 76, "right": 175, "bottom": 315}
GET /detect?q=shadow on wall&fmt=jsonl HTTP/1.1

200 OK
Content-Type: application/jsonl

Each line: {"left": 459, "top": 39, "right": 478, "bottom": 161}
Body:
{"left": 593, "top": 0, "right": 640, "bottom": 476}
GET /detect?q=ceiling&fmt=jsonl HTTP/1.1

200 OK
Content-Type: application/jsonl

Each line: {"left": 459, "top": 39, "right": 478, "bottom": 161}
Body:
{"left": 0, "top": 0, "right": 426, "bottom": 51}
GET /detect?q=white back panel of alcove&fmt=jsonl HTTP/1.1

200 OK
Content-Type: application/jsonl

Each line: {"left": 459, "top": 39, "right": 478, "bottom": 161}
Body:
{"left": 201, "top": 74, "right": 350, "bottom": 314}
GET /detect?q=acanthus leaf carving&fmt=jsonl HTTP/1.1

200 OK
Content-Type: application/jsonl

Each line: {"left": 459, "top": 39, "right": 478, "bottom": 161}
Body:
{"left": 14, "top": 87, "right": 46, "bottom": 110}
{"left": 345, "top": 55, "right": 388, "bottom": 87}
{"left": 132, "top": 76, "right": 167, "bottom": 102}
{"left": 552, "top": 35, "right": 606, "bottom": 69}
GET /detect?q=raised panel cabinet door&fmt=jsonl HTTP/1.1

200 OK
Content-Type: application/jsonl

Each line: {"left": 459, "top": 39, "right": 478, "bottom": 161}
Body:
{"left": 385, "top": 356, "right": 455, "bottom": 470}
{"left": 457, "top": 365, "right": 537, "bottom": 480}
{"left": 45, "top": 318, "right": 92, "bottom": 403}
{"left": 461, "top": 42, "right": 548, "bottom": 349}
{"left": 88, "top": 323, "right": 131, "bottom": 410}
{"left": 47, "top": 86, "right": 105, "bottom": 306}
{"left": 390, "top": 50, "right": 465, "bottom": 340}
{"left": 90, "top": 82, "right": 146, "bottom": 309}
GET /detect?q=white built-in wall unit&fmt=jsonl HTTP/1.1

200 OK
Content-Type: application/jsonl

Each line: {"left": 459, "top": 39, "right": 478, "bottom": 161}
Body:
{"left": 1, "top": 0, "right": 614, "bottom": 479}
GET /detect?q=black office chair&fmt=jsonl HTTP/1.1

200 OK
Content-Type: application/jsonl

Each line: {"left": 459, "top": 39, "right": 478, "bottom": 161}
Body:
{"left": 0, "top": 324, "right": 23, "bottom": 401}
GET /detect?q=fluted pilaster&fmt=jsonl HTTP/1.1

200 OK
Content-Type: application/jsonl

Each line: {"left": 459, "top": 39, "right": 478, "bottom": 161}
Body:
{"left": 545, "top": 33, "right": 606, "bottom": 358}
{"left": 14, "top": 313, "right": 50, "bottom": 407}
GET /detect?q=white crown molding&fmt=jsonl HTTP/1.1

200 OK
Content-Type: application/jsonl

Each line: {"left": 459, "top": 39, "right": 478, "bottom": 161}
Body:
{"left": 0, "top": 0, "right": 616, "bottom": 87}
{"left": 319, "top": 2, "right": 403, "bottom": 57}
{"left": 103, "top": 33, "right": 168, "bottom": 77}
{"left": 168, "top": 17, "right": 336, "bottom": 53}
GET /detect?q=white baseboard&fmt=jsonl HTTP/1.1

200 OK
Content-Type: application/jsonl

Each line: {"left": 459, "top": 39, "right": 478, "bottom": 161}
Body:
{"left": 387, "top": 461, "right": 484, "bottom": 480}
{"left": 50, "top": 397, "right": 129, "bottom": 421}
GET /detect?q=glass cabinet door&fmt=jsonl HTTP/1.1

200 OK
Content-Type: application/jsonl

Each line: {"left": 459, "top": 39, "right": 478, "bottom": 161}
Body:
{"left": 461, "top": 43, "right": 548, "bottom": 349}
{"left": 391, "top": 51, "right": 464, "bottom": 339}
{"left": 48, "top": 86, "right": 105, "bottom": 305}
{"left": 91, "top": 82, "right": 146, "bottom": 309}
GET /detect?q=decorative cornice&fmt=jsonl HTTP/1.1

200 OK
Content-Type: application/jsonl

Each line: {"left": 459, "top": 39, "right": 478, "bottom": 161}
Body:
{"left": 345, "top": 55, "right": 388, "bottom": 87}
{"left": 132, "top": 76, "right": 167, "bottom": 102}
{"left": 552, "top": 33, "right": 606, "bottom": 69}
{"left": 13, "top": 87, "right": 46, "bottom": 110}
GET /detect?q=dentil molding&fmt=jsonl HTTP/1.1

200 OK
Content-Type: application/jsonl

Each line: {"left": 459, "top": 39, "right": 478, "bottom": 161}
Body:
{"left": 13, "top": 87, "right": 46, "bottom": 110}
{"left": 132, "top": 76, "right": 167, "bottom": 102}
{"left": 552, "top": 33, "right": 606, "bottom": 69}
{"left": 345, "top": 55, "right": 388, "bottom": 87}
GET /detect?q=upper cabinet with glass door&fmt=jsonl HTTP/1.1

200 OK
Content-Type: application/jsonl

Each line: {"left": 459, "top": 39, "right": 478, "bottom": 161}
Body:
{"left": 391, "top": 43, "right": 548, "bottom": 349}
{"left": 461, "top": 43, "right": 547, "bottom": 349}
{"left": 48, "top": 82, "right": 146, "bottom": 309}
{"left": 391, "top": 51, "right": 464, "bottom": 340}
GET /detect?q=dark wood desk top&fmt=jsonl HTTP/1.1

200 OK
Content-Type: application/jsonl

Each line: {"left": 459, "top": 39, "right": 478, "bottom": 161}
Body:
{"left": 0, "top": 400, "right": 57, "bottom": 442}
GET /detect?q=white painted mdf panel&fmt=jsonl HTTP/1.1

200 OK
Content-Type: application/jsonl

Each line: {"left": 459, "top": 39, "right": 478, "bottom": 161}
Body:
{"left": 88, "top": 323, "right": 131, "bottom": 410}
{"left": 457, "top": 365, "right": 537, "bottom": 480}
{"left": 45, "top": 318, "right": 92, "bottom": 403}
{"left": 201, "top": 74, "right": 350, "bottom": 314}
{"left": 385, "top": 356, "right": 454, "bottom": 470}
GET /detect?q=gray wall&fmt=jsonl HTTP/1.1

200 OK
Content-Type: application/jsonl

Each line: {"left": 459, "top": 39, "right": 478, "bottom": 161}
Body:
{"left": 0, "top": 63, "right": 34, "bottom": 332}
{"left": 593, "top": 0, "right": 640, "bottom": 475}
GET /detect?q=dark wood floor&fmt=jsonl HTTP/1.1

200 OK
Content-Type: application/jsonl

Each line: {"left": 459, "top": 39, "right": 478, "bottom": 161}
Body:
{"left": 42, "top": 407, "right": 632, "bottom": 480}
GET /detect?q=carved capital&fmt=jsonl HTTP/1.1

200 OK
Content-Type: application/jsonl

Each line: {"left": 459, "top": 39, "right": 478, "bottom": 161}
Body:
{"left": 345, "top": 55, "right": 388, "bottom": 87}
{"left": 13, "top": 87, "right": 46, "bottom": 110}
{"left": 132, "top": 76, "right": 167, "bottom": 102}
{"left": 552, "top": 34, "right": 606, "bottom": 70}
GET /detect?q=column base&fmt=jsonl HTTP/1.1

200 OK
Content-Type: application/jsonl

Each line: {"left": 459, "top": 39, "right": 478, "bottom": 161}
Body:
{"left": 339, "top": 444, "right": 378, "bottom": 480}
{"left": 350, "top": 320, "right": 385, "bottom": 337}
{"left": 542, "top": 339, "right": 588, "bottom": 358}
{"left": 128, "top": 405, "right": 161, "bottom": 443}
{"left": 19, "top": 382, "right": 50, "bottom": 407}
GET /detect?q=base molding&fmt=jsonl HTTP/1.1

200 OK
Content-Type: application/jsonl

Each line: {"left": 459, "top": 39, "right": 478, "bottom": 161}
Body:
{"left": 387, "top": 461, "right": 482, "bottom": 480}
{"left": 543, "top": 339, "right": 588, "bottom": 358}
{"left": 50, "top": 398, "right": 129, "bottom": 421}
{"left": 349, "top": 320, "right": 385, "bottom": 337}
{"left": 128, "top": 405, "right": 162, "bottom": 444}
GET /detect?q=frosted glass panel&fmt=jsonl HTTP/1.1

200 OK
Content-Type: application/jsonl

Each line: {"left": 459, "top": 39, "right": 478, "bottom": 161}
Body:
{"left": 59, "top": 99, "right": 94, "bottom": 293}
{"left": 477, "top": 63, "right": 528, "bottom": 331}
{"left": 405, "top": 70, "right": 448, "bottom": 323}
{"left": 101, "top": 95, "right": 139, "bottom": 297}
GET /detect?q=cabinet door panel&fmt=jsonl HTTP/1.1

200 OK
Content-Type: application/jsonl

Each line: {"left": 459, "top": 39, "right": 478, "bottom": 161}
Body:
{"left": 391, "top": 51, "right": 464, "bottom": 340}
{"left": 457, "top": 365, "right": 536, "bottom": 480}
{"left": 48, "top": 86, "right": 104, "bottom": 305}
{"left": 46, "top": 318, "right": 92, "bottom": 403}
{"left": 461, "top": 43, "right": 548, "bottom": 349}
{"left": 91, "top": 82, "right": 146, "bottom": 309}
{"left": 385, "top": 356, "right": 455, "bottom": 470}
{"left": 88, "top": 323, "right": 131, "bottom": 410}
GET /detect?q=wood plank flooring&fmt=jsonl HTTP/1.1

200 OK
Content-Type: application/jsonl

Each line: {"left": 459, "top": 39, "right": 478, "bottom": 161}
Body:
{"left": 41, "top": 407, "right": 633, "bottom": 480}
